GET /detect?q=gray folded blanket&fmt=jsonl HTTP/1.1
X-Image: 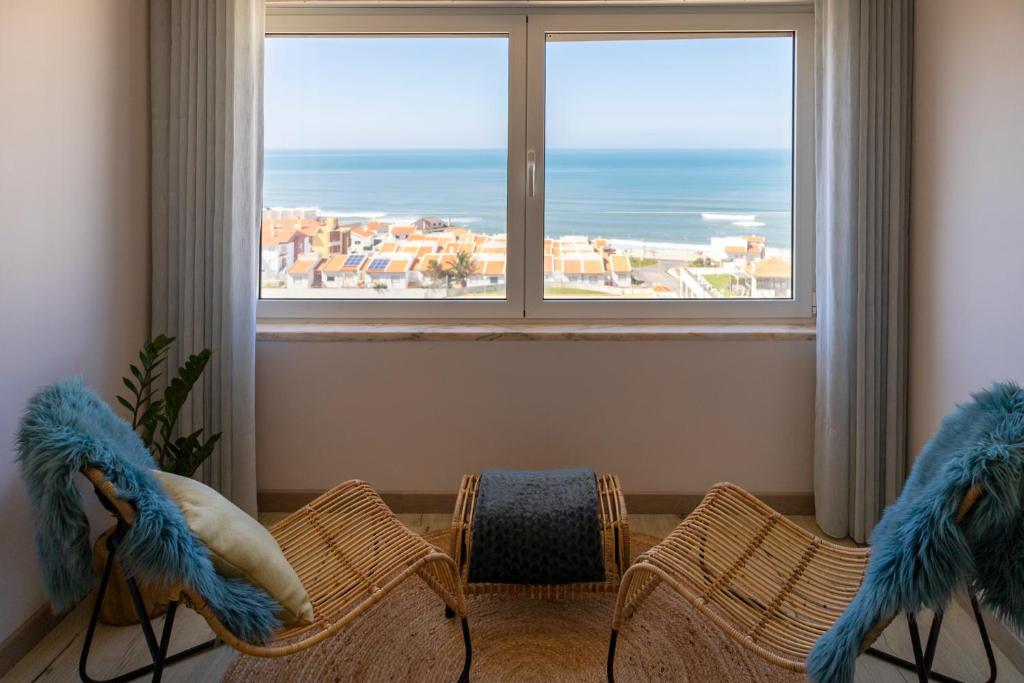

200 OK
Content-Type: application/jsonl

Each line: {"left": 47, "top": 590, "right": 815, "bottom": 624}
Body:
{"left": 468, "top": 468, "right": 605, "bottom": 585}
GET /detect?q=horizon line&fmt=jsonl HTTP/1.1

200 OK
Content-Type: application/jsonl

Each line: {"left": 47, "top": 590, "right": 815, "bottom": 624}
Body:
{"left": 265, "top": 146, "right": 792, "bottom": 152}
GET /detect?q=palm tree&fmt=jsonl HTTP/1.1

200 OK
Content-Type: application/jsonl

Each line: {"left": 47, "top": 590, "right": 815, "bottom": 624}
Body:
{"left": 449, "top": 251, "right": 479, "bottom": 288}
{"left": 426, "top": 259, "right": 451, "bottom": 292}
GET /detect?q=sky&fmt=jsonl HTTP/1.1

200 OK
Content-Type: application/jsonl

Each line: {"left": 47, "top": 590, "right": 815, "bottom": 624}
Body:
{"left": 264, "top": 34, "right": 793, "bottom": 151}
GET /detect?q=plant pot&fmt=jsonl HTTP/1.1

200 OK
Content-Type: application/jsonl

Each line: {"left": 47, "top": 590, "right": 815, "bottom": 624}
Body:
{"left": 92, "top": 526, "right": 168, "bottom": 625}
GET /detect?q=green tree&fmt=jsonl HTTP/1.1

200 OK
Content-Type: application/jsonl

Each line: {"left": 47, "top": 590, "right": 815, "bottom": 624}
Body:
{"left": 449, "top": 251, "right": 479, "bottom": 288}
{"left": 426, "top": 259, "right": 452, "bottom": 290}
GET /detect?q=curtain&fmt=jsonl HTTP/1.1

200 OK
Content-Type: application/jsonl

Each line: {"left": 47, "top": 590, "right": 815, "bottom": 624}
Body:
{"left": 814, "top": 0, "right": 913, "bottom": 543}
{"left": 150, "top": 0, "right": 264, "bottom": 515}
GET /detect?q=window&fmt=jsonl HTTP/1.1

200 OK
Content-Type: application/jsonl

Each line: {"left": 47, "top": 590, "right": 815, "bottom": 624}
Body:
{"left": 260, "top": 10, "right": 813, "bottom": 320}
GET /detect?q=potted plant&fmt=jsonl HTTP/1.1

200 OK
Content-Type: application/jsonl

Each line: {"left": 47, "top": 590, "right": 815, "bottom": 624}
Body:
{"left": 93, "top": 335, "right": 221, "bottom": 624}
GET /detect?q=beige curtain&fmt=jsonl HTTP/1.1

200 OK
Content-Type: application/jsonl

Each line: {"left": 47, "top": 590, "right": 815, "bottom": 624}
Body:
{"left": 150, "top": 0, "right": 264, "bottom": 515}
{"left": 814, "top": 0, "right": 913, "bottom": 543}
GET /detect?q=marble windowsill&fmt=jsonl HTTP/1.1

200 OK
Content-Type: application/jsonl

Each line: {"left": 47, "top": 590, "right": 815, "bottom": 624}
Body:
{"left": 255, "top": 321, "right": 816, "bottom": 342}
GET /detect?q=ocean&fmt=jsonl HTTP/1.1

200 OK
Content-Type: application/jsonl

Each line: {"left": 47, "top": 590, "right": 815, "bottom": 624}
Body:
{"left": 263, "top": 148, "right": 792, "bottom": 250}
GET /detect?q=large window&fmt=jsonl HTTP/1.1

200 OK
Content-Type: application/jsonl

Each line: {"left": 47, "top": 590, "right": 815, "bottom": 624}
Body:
{"left": 260, "top": 11, "right": 813, "bottom": 320}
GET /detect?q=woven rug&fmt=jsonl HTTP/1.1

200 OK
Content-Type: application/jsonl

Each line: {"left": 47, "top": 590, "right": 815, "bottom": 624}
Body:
{"left": 225, "top": 530, "right": 805, "bottom": 682}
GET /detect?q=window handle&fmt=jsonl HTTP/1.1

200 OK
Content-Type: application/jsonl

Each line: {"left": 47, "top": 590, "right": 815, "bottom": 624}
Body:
{"left": 527, "top": 149, "right": 536, "bottom": 198}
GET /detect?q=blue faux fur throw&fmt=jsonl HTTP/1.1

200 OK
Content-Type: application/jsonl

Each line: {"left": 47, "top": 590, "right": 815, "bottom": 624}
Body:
{"left": 808, "top": 381, "right": 1024, "bottom": 682}
{"left": 16, "top": 378, "right": 281, "bottom": 643}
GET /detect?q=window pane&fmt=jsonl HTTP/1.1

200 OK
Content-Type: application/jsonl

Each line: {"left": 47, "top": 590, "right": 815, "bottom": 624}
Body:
{"left": 543, "top": 35, "right": 793, "bottom": 300}
{"left": 262, "top": 36, "right": 508, "bottom": 300}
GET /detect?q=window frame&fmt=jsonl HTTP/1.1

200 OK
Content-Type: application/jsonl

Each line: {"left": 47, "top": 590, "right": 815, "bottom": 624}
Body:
{"left": 260, "top": 7, "right": 814, "bottom": 322}
{"left": 260, "top": 12, "right": 527, "bottom": 321}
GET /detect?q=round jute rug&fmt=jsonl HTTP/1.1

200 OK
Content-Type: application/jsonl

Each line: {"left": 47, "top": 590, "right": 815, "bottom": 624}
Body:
{"left": 225, "top": 531, "right": 805, "bottom": 682}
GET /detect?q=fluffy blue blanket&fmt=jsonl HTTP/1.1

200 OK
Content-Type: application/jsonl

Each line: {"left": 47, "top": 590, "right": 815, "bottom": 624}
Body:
{"left": 16, "top": 378, "right": 281, "bottom": 643}
{"left": 808, "top": 381, "right": 1024, "bottom": 682}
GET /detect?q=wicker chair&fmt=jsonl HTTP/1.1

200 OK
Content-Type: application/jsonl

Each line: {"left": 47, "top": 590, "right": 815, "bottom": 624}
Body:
{"left": 80, "top": 467, "right": 471, "bottom": 683}
{"left": 607, "top": 482, "right": 993, "bottom": 683}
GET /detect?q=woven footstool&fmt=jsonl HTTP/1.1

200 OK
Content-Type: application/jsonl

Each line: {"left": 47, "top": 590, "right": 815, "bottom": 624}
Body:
{"left": 449, "top": 473, "right": 630, "bottom": 598}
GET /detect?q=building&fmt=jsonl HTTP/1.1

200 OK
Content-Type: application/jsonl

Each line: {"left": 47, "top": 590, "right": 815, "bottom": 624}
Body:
{"left": 286, "top": 257, "right": 321, "bottom": 289}
{"left": 605, "top": 254, "right": 632, "bottom": 287}
{"left": 414, "top": 217, "right": 449, "bottom": 233}
{"left": 744, "top": 256, "right": 792, "bottom": 298}
{"left": 362, "top": 255, "right": 413, "bottom": 289}
{"left": 350, "top": 226, "right": 377, "bottom": 252}
{"left": 560, "top": 254, "right": 606, "bottom": 285}
{"left": 318, "top": 254, "right": 365, "bottom": 288}
{"left": 260, "top": 222, "right": 306, "bottom": 281}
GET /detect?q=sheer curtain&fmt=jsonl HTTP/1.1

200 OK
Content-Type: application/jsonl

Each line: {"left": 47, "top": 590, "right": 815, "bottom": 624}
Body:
{"left": 150, "top": 0, "right": 264, "bottom": 515}
{"left": 814, "top": 0, "right": 913, "bottom": 543}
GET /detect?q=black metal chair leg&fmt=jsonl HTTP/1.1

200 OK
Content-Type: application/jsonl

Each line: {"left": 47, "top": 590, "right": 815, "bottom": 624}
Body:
{"left": 969, "top": 593, "right": 998, "bottom": 683}
{"left": 151, "top": 601, "right": 178, "bottom": 683}
{"left": 864, "top": 591, "right": 998, "bottom": 683}
{"left": 458, "top": 617, "right": 472, "bottom": 683}
{"left": 607, "top": 628, "right": 619, "bottom": 683}
{"left": 80, "top": 532, "right": 119, "bottom": 682}
{"left": 907, "top": 611, "right": 930, "bottom": 683}
{"left": 79, "top": 525, "right": 220, "bottom": 683}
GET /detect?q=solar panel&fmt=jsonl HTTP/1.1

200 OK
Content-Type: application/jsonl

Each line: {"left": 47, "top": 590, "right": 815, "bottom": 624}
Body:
{"left": 369, "top": 258, "right": 390, "bottom": 271}
{"left": 344, "top": 255, "right": 364, "bottom": 267}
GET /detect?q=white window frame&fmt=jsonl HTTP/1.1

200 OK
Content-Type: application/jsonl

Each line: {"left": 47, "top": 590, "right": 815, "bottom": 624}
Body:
{"left": 260, "top": 7, "right": 814, "bottom": 322}
{"left": 260, "top": 11, "right": 527, "bottom": 320}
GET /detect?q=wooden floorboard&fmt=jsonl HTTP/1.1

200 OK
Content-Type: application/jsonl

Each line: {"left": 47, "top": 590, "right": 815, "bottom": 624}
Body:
{"left": 5, "top": 513, "right": 1021, "bottom": 683}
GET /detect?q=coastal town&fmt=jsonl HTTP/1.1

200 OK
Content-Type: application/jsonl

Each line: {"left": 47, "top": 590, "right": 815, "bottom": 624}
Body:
{"left": 260, "top": 207, "right": 793, "bottom": 299}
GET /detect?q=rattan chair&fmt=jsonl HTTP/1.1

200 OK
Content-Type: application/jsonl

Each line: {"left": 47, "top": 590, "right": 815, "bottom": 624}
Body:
{"left": 80, "top": 467, "right": 472, "bottom": 683}
{"left": 607, "top": 482, "right": 994, "bottom": 683}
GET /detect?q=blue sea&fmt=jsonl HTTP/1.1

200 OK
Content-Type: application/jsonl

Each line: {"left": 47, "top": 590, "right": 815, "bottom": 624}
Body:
{"left": 263, "top": 149, "right": 792, "bottom": 249}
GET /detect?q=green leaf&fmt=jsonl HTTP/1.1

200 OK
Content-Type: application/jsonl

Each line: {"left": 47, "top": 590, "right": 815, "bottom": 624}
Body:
{"left": 116, "top": 396, "right": 134, "bottom": 413}
{"left": 122, "top": 376, "right": 138, "bottom": 396}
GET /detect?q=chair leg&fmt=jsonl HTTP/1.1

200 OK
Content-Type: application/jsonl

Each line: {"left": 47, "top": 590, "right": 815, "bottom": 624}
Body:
{"left": 458, "top": 617, "right": 472, "bottom": 683}
{"left": 79, "top": 529, "right": 221, "bottom": 683}
{"left": 864, "top": 591, "right": 997, "bottom": 683}
{"left": 607, "top": 628, "right": 619, "bottom": 683}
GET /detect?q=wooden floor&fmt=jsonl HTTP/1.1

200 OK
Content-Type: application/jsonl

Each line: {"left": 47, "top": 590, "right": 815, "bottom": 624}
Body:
{"left": 5, "top": 513, "right": 1020, "bottom": 683}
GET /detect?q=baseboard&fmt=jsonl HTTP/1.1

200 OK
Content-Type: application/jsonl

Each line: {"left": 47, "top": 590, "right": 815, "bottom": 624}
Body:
{"left": 0, "top": 604, "right": 62, "bottom": 678}
{"left": 258, "top": 489, "right": 815, "bottom": 515}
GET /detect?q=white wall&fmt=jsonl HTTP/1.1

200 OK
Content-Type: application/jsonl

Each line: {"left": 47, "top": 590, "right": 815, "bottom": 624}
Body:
{"left": 256, "top": 339, "right": 815, "bottom": 494}
{"left": 909, "top": 0, "right": 1024, "bottom": 456}
{"left": 0, "top": 1, "right": 149, "bottom": 647}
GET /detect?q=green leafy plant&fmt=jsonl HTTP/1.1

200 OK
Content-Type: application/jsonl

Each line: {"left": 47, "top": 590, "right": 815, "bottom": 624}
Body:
{"left": 449, "top": 251, "right": 479, "bottom": 288}
{"left": 117, "top": 334, "right": 221, "bottom": 477}
{"left": 426, "top": 259, "right": 452, "bottom": 290}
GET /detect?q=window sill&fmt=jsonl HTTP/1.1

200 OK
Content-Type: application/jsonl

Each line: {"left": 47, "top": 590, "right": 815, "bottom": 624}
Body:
{"left": 255, "top": 321, "right": 816, "bottom": 342}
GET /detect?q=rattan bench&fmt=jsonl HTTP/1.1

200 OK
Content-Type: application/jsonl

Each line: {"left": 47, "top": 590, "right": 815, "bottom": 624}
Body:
{"left": 449, "top": 473, "right": 629, "bottom": 600}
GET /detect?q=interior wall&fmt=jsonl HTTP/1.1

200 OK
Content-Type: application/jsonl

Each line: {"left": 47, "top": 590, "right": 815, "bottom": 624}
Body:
{"left": 908, "top": 0, "right": 1024, "bottom": 456}
{"left": 256, "top": 339, "right": 815, "bottom": 494}
{"left": 0, "top": 1, "right": 150, "bottom": 647}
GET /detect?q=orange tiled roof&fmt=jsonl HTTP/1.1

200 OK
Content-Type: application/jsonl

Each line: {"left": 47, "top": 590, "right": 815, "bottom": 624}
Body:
{"left": 480, "top": 259, "right": 506, "bottom": 276}
{"left": 264, "top": 228, "right": 300, "bottom": 246}
{"left": 287, "top": 258, "right": 320, "bottom": 276}
{"left": 607, "top": 254, "right": 631, "bottom": 274}
{"left": 386, "top": 259, "right": 412, "bottom": 273}
{"left": 317, "top": 255, "right": 348, "bottom": 273}
{"left": 746, "top": 256, "right": 791, "bottom": 280}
